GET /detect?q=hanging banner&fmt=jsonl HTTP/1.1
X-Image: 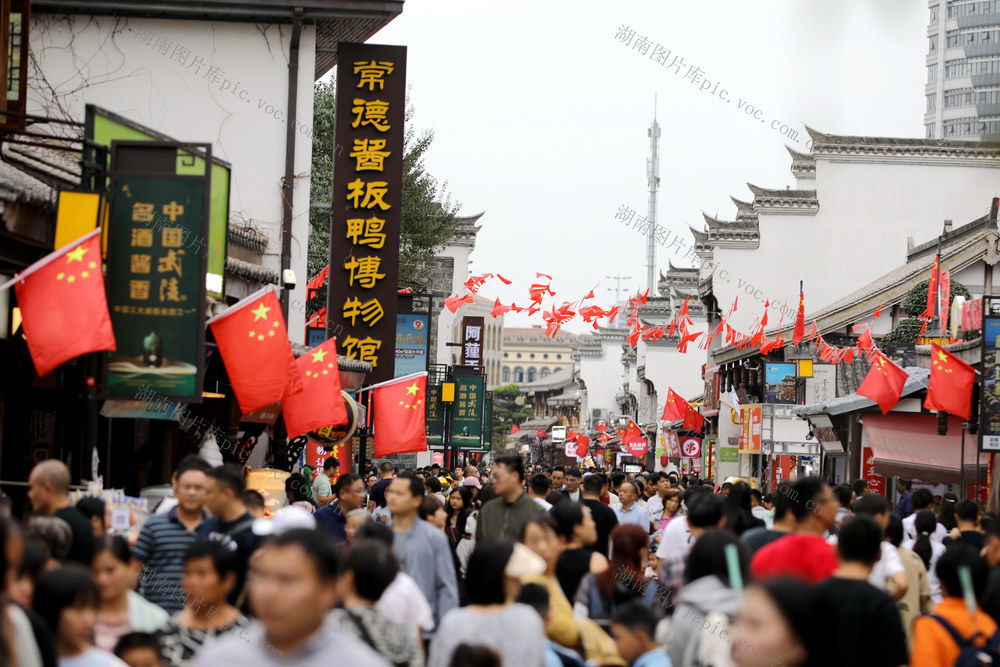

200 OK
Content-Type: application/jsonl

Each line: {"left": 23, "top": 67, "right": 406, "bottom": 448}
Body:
{"left": 738, "top": 404, "right": 762, "bottom": 454}
{"left": 665, "top": 431, "right": 681, "bottom": 458}
{"left": 461, "top": 316, "right": 485, "bottom": 368}
{"left": 451, "top": 375, "right": 484, "bottom": 449}
{"left": 425, "top": 383, "right": 444, "bottom": 447}
{"left": 862, "top": 446, "right": 886, "bottom": 497}
{"left": 483, "top": 390, "right": 493, "bottom": 451}
{"left": 105, "top": 142, "right": 209, "bottom": 401}
{"left": 681, "top": 436, "right": 702, "bottom": 459}
{"left": 327, "top": 43, "right": 407, "bottom": 383}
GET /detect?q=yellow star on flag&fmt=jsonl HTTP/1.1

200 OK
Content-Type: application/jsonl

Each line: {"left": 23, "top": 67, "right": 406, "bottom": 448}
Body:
{"left": 249, "top": 330, "right": 256, "bottom": 338}
{"left": 405, "top": 382, "right": 419, "bottom": 396}
{"left": 251, "top": 302, "right": 271, "bottom": 322}
{"left": 257, "top": 334, "right": 265, "bottom": 341}
{"left": 66, "top": 245, "right": 88, "bottom": 263}
{"left": 312, "top": 348, "right": 328, "bottom": 363}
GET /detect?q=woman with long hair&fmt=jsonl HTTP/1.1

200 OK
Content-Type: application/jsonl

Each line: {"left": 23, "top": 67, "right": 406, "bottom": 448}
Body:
{"left": 902, "top": 509, "right": 945, "bottom": 604}
{"left": 724, "top": 481, "right": 765, "bottom": 537}
{"left": 572, "top": 524, "right": 658, "bottom": 629}
{"left": 427, "top": 540, "right": 546, "bottom": 667}
{"left": 937, "top": 492, "right": 959, "bottom": 531}
{"left": 445, "top": 487, "right": 474, "bottom": 549}
{"left": 34, "top": 567, "right": 118, "bottom": 666}
{"left": 552, "top": 503, "right": 607, "bottom": 602}
{"left": 0, "top": 518, "right": 43, "bottom": 667}
{"left": 657, "top": 488, "right": 682, "bottom": 533}
{"left": 729, "top": 578, "right": 830, "bottom": 667}
{"left": 90, "top": 536, "right": 167, "bottom": 652}
{"left": 519, "top": 516, "right": 579, "bottom": 649}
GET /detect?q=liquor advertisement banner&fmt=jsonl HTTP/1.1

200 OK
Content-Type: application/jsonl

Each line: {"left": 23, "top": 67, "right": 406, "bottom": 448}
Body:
{"left": 425, "top": 383, "right": 443, "bottom": 447}
{"left": 738, "top": 404, "right": 762, "bottom": 454}
{"left": 106, "top": 163, "right": 207, "bottom": 400}
{"left": 327, "top": 43, "right": 407, "bottom": 383}
{"left": 451, "top": 376, "right": 484, "bottom": 449}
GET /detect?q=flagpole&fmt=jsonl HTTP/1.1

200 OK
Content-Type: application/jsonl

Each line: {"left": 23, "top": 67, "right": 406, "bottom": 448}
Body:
{"left": 354, "top": 370, "right": 428, "bottom": 394}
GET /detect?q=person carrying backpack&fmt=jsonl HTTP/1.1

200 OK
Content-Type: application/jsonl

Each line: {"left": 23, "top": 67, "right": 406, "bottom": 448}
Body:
{"left": 912, "top": 544, "right": 999, "bottom": 667}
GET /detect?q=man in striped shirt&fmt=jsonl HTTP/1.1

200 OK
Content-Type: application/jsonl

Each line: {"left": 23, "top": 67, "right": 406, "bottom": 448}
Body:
{"left": 132, "top": 455, "right": 211, "bottom": 613}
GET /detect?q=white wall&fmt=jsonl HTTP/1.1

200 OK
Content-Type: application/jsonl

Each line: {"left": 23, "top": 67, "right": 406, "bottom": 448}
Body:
{"left": 29, "top": 14, "right": 316, "bottom": 341}
{"left": 578, "top": 338, "right": 626, "bottom": 421}
{"left": 711, "top": 158, "right": 1000, "bottom": 333}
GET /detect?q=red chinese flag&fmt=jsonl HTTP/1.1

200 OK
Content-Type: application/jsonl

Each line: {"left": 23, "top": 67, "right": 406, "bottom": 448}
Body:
{"left": 925, "top": 254, "right": 939, "bottom": 317}
{"left": 683, "top": 405, "right": 705, "bottom": 433}
{"left": 373, "top": 372, "right": 428, "bottom": 457}
{"left": 662, "top": 387, "right": 686, "bottom": 421}
{"left": 575, "top": 436, "right": 590, "bottom": 459}
{"left": 856, "top": 352, "right": 909, "bottom": 415}
{"left": 924, "top": 343, "right": 975, "bottom": 419}
{"left": 281, "top": 337, "right": 348, "bottom": 439}
{"left": 622, "top": 420, "right": 648, "bottom": 457}
{"left": 208, "top": 287, "right": 303, "bottom": 414}
{"left": 793, "top": 288, "right": 806, "bottom": 346}
{"left": 536, "top": 429, "right": 547, "bottom": 438}
{"left": 511, "top": 424, "right": 520, "bottom": 434}
{"left": 7, "top": 229, "right": 116, "bottom": 377}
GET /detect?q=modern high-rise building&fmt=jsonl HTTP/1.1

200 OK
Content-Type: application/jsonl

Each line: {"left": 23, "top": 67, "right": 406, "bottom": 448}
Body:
{"left": 925, "top": 1, "right": 1000, "bottom": 140}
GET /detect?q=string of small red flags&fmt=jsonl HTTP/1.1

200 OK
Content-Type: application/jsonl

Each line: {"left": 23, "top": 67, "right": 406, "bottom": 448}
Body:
{"left": 443, "top": 271, "right": 934, "bottom": 384}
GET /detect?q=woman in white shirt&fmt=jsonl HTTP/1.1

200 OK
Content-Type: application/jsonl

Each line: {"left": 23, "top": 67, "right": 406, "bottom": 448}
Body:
{"left": 901, "top": 509, "right": 946, "bottom": 604}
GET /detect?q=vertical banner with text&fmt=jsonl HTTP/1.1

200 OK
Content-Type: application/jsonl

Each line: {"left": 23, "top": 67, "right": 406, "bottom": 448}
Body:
{"left": 327, "top": 43, "right": 407, "bottom": 384}
{"left": 105, "top": 142, "right": 209, "bottom": 400}
{"left": 461, "top": 316, "right": 485, "bottom": 368}
{"left": 451, "top": 375, "right": 484, "bottom": 449}
{"left": 738, "top": 404, "right": 762, "bottom": 454}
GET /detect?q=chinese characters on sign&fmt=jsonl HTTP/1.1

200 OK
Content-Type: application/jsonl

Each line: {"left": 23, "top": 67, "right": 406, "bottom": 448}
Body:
{"left": 425, "top": 384, "right": 444, "bottom": 447}
{"left": 451, "top": 376, "right": 484, "bottom": 449}
{"left": 461, "top": 316, "right": 485, "bottom": 369}
{"left": 328, "top": 44, "right": 407, "bottom": 384}
{"left": 106, "top": 165, "right": 208, "bottom": 400}
{"left": 738, "top": 404, "right": 762, "bottom": 454}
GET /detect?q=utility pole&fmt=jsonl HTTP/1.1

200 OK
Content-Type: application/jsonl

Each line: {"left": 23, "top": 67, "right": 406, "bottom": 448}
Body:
{"left": 646, "top": 95, "right": 661, "bottom": 295}
{"left": 606, "top": 271, "right": 632, "bottom": 304}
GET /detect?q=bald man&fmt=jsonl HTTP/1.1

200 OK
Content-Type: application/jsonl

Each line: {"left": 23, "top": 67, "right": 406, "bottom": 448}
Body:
{"left": 28, "top": 460, "right": 93, "bottom": 564}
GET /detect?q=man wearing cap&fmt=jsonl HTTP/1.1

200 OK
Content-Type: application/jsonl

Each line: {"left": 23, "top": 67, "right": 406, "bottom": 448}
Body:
{"left": 315, "top": 474, "right": 365, "bottom": 544}
{"left": 476, "top": 453, "right": 545, "bottom": 542}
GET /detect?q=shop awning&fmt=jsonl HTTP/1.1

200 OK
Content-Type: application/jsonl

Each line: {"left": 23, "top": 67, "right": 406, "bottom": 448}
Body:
{"left": 864, "top": 413, "right": 988, "bottom": 484}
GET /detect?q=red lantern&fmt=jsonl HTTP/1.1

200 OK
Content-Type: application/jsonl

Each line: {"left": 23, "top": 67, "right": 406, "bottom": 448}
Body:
{"left": 660, "top": 455, "right": 668, "bottom": 467}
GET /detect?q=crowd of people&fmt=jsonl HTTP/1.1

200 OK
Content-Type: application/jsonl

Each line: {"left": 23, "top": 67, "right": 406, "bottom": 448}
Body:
{"left": 0, "top": 454, "right": 997, "bottom": 665}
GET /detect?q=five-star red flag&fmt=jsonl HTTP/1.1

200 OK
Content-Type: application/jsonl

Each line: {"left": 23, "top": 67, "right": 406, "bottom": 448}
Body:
{"left": 661, "top": 387, "right": 688, "bottom": 422}
{"left": 622, "top": 420, "right": 648, "bottom": 457}
{"left": 511, "top": 424, "right": 520, "bottom": 434}
{"left": 208, "top": 287, "right": 303, "bottom": 414}
{"left": 575, "top": 435, "right": 590, "bottom": 459}
{"left": 793, "top": 288, "right": 806, "bottom": 346}
{"left": 856, "top": 352, "right": 909, "bottom": 415}
{"left": 3, "top": 229, "right": 116, "bottom": 377}
{"left": 683, "top": 404, "right": 706, "bottom": 433}
{"left": 924, "top": 343, "right": 975, "bottom": 419}
{"left": 373, "top": 372, "right": 428, "bottom": 457}
{"left": 281, "top": 337, "right": 348, "bottom": 440}
{"left": 536, "top": 429, "right": 547, "bottom": 438}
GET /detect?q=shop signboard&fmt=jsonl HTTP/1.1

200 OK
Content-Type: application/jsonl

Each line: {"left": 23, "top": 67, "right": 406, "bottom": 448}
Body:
{"left": 105, "top": 142, "right": 209, "bottom": 401}
{"left": 451, "top": 375, "right": 484, "bottom": 449}
{"left": 327, "top": 43, "right": 407, "bottom": 382}
{"left": 425, "top": 383, "right": 443, "bottom": 447}
{"left": 738, "top": 404, "right": 762, "bottom": 453}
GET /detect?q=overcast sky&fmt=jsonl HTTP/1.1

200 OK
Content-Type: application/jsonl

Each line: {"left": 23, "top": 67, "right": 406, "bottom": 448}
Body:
{"left": 367, "top": 0, "right": 926, "bottom": 332}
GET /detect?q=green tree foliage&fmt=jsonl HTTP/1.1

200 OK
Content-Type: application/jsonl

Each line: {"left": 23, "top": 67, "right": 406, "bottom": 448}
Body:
{"left": 884, "top": 278, "right": 972, "bottom": 343}
{"left": 491, "top": 384, "right": 532, "bottom": 453}
{"left": 307, "top": 81, "right": 460, "bottom": 317}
